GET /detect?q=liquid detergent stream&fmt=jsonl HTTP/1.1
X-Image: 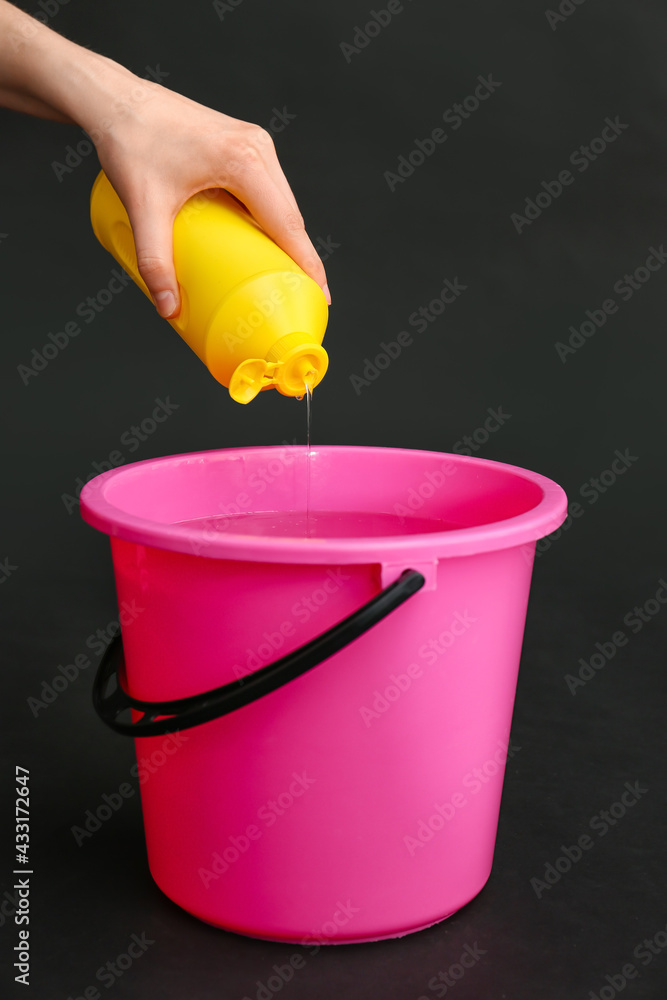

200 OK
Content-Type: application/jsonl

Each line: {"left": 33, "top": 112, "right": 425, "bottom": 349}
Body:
{"left": 305, "top": 381, "right": 312, "bottom": 533}
{"left": 296, "top": 376, "right": 314, "bottom": 534}
{"left": 179, "top": 380, "right": 465, "bottom": 540}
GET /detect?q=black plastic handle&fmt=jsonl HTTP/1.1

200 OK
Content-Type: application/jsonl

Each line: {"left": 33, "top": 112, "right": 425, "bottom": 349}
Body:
{"left": 93, "top": 569, "right": 425, "bottom": 737}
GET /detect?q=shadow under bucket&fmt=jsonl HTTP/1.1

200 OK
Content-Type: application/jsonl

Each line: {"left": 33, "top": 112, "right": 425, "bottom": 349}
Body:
{"left": 80, "top": 445, "right": 567, "bottom": 943}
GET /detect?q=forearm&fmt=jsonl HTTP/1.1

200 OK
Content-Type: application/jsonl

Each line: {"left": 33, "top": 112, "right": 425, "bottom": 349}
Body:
{"left": 0, "top": 0, "right": 330, "bottom": 309}
{"left": 0, "top": 0, "right": 146, "bottom": 131}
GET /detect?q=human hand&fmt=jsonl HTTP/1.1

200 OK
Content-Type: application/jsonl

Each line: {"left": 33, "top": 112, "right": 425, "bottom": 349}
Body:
{"left": 0, "top": 4, "right": 330, "bottom": 318}
{"left": 93, "top": 78, "right": 331, "bottom": 317}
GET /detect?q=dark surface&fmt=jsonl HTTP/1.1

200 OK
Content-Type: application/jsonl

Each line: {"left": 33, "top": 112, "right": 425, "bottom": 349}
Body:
{"left": 1, "top": 0, "right": 666, "bottom": 997}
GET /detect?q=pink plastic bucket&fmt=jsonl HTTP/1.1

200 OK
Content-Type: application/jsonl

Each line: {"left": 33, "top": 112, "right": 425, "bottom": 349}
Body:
{"left": 80, "top": 444, "right": 567, "bottom": 943}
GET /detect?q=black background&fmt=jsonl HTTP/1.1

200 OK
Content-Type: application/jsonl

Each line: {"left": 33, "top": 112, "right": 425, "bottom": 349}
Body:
{"left": 1, "top": 0, "right": 666, "bottom": 997}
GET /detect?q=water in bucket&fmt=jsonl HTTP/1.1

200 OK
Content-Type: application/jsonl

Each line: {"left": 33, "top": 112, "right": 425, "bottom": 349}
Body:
{"left": 176, "top": 509, "right": 464, "bottom": 539}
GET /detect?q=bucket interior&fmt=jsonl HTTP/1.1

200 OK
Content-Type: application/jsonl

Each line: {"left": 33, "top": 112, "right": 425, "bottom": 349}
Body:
{"left": 80, "top": 445, "right": 567, "bottom": 563}
{"left": 95, "top": 447, "right": 542, "bottom": 523}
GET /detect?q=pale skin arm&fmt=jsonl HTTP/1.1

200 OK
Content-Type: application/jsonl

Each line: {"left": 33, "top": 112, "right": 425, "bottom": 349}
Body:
{"left": 0, "top": 0, "right": 330, "bottom": 317}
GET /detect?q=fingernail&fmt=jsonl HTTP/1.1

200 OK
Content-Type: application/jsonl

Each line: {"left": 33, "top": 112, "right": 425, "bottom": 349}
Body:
{"left": 154, "top": 290, "right": 177, "bottom": 317}
{"left": 323, "top": 283, "right": 331, "bottom": 306}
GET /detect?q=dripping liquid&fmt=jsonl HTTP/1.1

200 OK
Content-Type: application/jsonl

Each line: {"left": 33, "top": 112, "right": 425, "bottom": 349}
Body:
{"left": 177, "top": 378, "right": 465, "bottom": 539}
{"left": 305, "top": 382, "right": 312, "bottom": 533}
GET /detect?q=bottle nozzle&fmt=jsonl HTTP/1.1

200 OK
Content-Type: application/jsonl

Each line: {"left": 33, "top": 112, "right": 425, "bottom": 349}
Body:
{"left": 295, "top": 358, "right": 318, "bottom": 389}
{"left": 227, "top": 341, "right": 328, "bottom": 403}
{"left": 274, "top": 345, "right": 327, "bottom": 397}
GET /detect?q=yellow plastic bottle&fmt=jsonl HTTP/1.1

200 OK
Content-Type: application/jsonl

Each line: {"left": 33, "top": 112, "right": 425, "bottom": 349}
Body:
{"left": 89, "top": 171, "right": 329, "bottom": 403}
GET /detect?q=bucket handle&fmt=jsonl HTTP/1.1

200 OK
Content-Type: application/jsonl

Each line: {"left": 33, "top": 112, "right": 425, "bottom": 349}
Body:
{"left": 93, "top": 568, "right": 425, "bottom": 737}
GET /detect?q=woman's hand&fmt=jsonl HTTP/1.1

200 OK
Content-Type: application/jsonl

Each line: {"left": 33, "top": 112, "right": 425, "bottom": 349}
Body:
{"left": 0, "top": 0, "right": 330, "bottom": 317}
{"left": 94, "top": 80, "right": 331, "bottom": 317}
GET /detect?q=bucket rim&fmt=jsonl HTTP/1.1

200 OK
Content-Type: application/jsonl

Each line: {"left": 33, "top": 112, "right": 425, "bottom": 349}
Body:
{"left": 79, "top": 444, "right": 568, "bottom": 563}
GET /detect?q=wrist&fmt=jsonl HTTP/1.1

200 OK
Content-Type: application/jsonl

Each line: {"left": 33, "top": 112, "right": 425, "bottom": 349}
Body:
{"left": 6, "top": 15, "right": 149, "bottom": 141}
{"left": 40, "top": 41, "right": 147, "bottom": 139}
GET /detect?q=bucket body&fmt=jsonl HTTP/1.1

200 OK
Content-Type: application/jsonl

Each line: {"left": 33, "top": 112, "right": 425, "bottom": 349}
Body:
{"left": 80, "top": 445, "right": 567, "bottom": 943}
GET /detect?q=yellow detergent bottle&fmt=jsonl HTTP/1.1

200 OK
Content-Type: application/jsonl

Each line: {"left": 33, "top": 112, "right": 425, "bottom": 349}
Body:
{"left": 89, "top": 171, "right": 329, "bottom": 403}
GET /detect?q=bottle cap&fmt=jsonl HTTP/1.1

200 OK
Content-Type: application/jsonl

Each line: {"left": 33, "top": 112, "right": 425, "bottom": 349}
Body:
{"left": 229, "top": 334, "right": 328, "bottom": 404}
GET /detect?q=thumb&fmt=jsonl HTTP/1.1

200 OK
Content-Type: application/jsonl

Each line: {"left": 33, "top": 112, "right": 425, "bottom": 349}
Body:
{"left": 128, "top": 205, "right": 180, "bottom": 318}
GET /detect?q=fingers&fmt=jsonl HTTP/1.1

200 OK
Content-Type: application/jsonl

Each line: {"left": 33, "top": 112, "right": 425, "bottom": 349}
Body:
{"left": 104, "top": 110, "right": 331, "bottom": 317}
{"left": 255, "top": 131, "right": 303, "bottom": 219}
{"left": 232, "top": 173, "right": 331, "bottom": 304}
{"left": 126, "top": 200, "right": 180, "bottom": 318}
{"left": 227, "top": 132, "right": 331, "bottom": 304}
{"left": 263, "top": 164, "right": 331, "bottom": 305}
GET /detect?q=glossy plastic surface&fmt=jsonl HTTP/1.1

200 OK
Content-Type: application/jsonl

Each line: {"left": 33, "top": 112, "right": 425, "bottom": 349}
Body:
{"left": 90, "top": 171, "right": 329, "bottom": 401}
{"left": 80, "top": 445, "right": 567, "bottom": 942}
